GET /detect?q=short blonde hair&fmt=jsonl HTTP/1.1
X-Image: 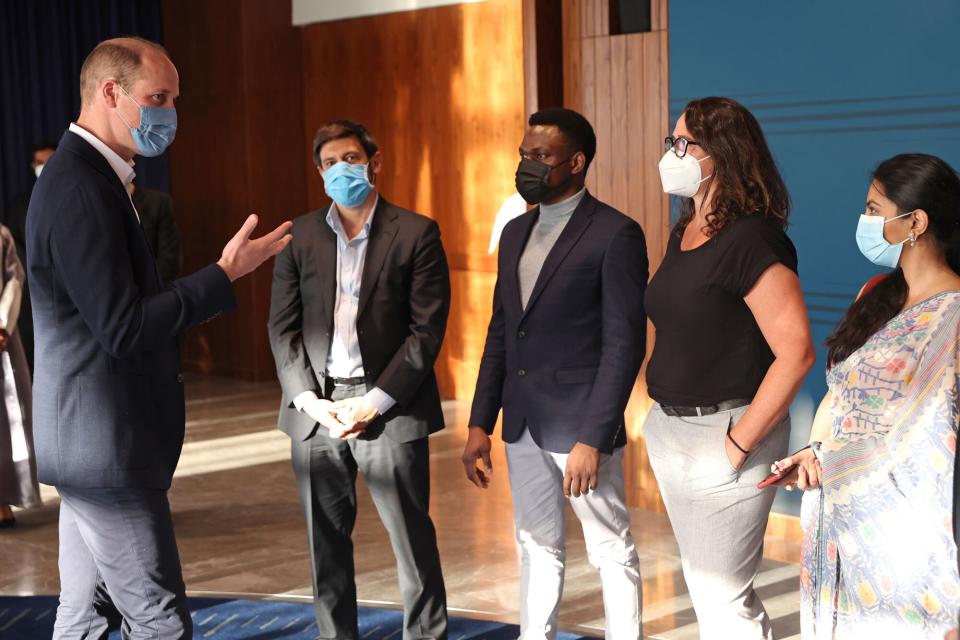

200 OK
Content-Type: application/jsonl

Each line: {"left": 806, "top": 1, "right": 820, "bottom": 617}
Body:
{"left": 79, "top": 37, "right": 168, "bottom": 108}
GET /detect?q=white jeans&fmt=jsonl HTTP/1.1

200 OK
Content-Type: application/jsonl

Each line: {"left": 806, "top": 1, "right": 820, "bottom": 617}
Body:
{"left": 506, "top": 428, "right": 642, "bottom": 640}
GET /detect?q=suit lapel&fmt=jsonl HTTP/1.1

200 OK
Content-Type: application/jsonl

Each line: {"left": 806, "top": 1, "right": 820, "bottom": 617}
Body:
{"left": 63, "top": 130, "right": 139, "bottom": 221}
{"left": 315, "top": 210, "right": 338, "bottom": 331}
{"left": 357, "top": 198, "right": 398, "bottom": 319}
{"left": 62, "top": 131, "right": 162, "bottom": 288}
{"left": 502, "top": 210, "right": 539, "bottom": 318}
{"left": 61, "top": 130, "right": 125, "bottom": 194}
{"left": 522, "top": 193, "right": 596, "bottom": 317}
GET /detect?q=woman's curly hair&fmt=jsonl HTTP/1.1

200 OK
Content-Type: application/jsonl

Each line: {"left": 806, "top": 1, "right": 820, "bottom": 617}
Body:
{"left": 676, "top": 96, "right": 790, "bottom": 236}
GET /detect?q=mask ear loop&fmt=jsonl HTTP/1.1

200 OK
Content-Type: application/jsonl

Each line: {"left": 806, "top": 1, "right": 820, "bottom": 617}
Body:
{"left": 112, "top": 83, "right": 138, "bottom": 129}
{"left": 543, "top": 154, "right": 576, "bottom": 188}
{"left": 695, "top": 155, "right": 713, "bottom": 184}
{"left": 884, "top": 209, "right": 916, "bottom": 246}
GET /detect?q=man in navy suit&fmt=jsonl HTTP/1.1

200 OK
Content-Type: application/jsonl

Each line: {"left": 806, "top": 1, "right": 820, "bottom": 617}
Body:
{"left": 462, "top": 109, "right": 648, "bottom": 639}
{"left": 27, "top": 37, "right": 291, "bottom": 639}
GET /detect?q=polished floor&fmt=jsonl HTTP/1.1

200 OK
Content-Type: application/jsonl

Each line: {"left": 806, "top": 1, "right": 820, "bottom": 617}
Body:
{"left": 0, "top": 375, "right": 803, "bottom": 639}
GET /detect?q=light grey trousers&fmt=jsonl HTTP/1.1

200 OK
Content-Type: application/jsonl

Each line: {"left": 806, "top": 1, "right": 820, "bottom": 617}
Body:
{"left": 644, "top": 403, "right": 790, "bottom": 640}
{"left": 506, "top": 428, "right": 642, "bottom": 640}
{"left": 53, "top": 487, "right": 191, "bottom": 640}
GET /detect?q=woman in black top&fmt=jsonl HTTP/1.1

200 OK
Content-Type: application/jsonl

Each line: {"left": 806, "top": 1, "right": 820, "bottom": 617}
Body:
{"left": 643, "top": 96, "right": 815, "bottom": 639}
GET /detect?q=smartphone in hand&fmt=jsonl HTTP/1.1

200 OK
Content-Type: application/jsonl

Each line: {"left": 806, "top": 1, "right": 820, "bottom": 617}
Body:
{"left": 757, "top": 463, "right": 797, "bottom": 489}
{"left": 756, "top": 443, "right": 815, "bottom": 490}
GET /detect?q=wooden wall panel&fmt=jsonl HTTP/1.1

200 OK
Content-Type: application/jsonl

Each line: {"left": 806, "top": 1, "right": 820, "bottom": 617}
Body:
{"left": 592, "top": 37, "right": 612, "bottom": 200}
{"left": 598, "top": 0, "right": 610, "bottom": 37}
{"left": 641, "top": 33, "right": 671, "bottom": 269}
{"left": 579, "top": 38, "right": 597, "bottom": 194}
{"left": 562, "top": 0, "right": 582, "bottom": 112}
{"left": 523, "top": 0, "right": 565, "bottom": 114}
{"left": 163, "top": 0, "right": 306, "bottom": 380}
{"left": 562, "top": 0, "right": 671, "bottom": 512}
{"left": 300, "top": 0, "right": 526, "bottom": 400}
{"left": 608, "top": 36, "right": 629, "bottom": 213}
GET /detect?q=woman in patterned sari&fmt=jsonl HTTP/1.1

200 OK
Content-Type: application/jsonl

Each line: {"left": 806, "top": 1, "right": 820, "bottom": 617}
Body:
{"left": 774, "top": 153, "right": 960, "bottom": 638}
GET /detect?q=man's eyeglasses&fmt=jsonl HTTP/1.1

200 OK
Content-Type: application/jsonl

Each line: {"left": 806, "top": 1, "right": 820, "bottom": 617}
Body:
{"left": 664, "top": 136, "right": 702, "bottom": 159}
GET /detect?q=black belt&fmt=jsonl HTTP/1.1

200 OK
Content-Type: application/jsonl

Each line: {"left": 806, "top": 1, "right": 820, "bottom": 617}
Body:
{"left": 659, "top": 398, "right": 751, "bottom": 417}
{"left": 327, "top": 376, "right": 366, "bottom": 387}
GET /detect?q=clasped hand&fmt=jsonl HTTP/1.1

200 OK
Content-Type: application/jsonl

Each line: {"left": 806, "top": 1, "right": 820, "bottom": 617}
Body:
{"left": 301, "top": 396, "right": 379, "bottom": 439}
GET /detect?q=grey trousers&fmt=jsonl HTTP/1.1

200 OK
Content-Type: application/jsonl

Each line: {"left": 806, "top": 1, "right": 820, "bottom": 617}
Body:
{"left": 53, "top": 487, "right": 191, "bottom": 640}
{"left": 644, "top": 403, "right": 790, "bottom": 640}
{"left": 290, "top": 382, "right": 448, "bottom": 640}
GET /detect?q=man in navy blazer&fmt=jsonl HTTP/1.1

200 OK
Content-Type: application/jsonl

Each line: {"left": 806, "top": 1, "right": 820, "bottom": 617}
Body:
{"left": 462, "top": 109, "right": 648, "bottom": 639}
{"left": 27, "top": 37, "right": 291, "bottom": 639}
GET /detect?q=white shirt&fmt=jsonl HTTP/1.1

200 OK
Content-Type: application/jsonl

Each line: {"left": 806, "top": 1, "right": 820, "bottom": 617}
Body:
{"left": 293, "top": 196, "right": 395, "bottom": 417}
{"left": 325, "top": 200, "right": 374, "bottom": 378}
{"left": 68, "top": 123, "right": 140, "bottom": 223}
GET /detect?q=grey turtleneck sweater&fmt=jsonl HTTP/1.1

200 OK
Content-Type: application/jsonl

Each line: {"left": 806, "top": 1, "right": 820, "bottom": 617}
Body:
{"left": 518, "top": 188, "right": 587, "bottom": 309}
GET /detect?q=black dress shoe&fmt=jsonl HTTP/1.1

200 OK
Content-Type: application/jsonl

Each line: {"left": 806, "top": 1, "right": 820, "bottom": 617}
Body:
{"left": 0, "top": 517, "right": 16, "bottom": 529}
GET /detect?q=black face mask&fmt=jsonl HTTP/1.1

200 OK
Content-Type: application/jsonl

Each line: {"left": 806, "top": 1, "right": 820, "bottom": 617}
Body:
{"left": 515, "top": 156, "right": 573, "bottom": 205}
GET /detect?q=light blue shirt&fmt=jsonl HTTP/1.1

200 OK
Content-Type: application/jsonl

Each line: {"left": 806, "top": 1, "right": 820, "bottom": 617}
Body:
{"left": 293, "top": 196, "right": 395, "bottom": 416}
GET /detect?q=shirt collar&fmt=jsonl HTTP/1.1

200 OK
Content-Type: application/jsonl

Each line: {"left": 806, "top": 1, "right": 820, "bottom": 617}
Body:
{"left": 69, "top": 122, "right": 136, "bottom": 188}
{"left": 325, "top": 193, "right": 379, "bottom": 241}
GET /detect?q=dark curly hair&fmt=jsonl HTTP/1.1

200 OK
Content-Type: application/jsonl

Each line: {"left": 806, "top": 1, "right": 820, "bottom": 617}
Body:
{"left": 677, "top": 97, "right": 790, "bottom": 236}
{"left": 825, "top": 153, "right": 960, "bottom": 369}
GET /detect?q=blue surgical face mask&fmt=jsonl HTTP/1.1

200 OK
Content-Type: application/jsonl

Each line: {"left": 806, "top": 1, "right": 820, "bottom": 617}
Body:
{"left": 855, "top": 210, "right": 913, "bottom": 268}
{"left": 114, "top": 85, "right": 177, "bottom": 157}
{"left": 322, "top": 161, "right": 374, "bottom": 208}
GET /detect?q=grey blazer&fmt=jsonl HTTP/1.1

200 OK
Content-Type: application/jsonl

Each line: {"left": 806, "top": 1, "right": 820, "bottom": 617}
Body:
{"left": 268, "top": 196, "right": 451, "bottom": 443}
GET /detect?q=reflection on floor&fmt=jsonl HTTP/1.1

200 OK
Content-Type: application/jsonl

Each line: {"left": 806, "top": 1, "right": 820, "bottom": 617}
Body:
{"left": 0, "top": 375, "right": 802, "bottom": 639}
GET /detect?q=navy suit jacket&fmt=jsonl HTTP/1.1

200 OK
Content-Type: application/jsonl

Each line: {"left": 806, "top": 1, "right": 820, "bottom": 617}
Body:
{"left": 469, "top": 192, "right": 648, "bottom": 454}
{"left": 26, "top": 129, "right": 236, "bottom": 489}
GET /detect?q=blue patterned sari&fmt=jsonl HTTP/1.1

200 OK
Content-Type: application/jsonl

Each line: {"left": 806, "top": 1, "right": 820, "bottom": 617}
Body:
{"left": 801, "top": 291, "right": 960, "bottom": 638}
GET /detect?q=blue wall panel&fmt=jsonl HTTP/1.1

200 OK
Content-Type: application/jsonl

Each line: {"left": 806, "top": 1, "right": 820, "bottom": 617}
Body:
{"left": 668, "top": 0, "right": 960, "bottom": 514}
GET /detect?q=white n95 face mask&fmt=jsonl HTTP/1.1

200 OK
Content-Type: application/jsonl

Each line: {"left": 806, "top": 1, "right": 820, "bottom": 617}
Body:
{"left": 658, "top": 149, "right": 712, "bottom": 198}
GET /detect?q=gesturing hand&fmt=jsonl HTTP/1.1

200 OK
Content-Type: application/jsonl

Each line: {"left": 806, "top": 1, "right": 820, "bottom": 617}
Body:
{"left": 217, "top": 214, "right": 293, "bottom": 282}
{"left": 462, "top": 427, "right": 493, "bottom": 489}
{"left": 564, "top": 442, "right": 600, "bottom": 498}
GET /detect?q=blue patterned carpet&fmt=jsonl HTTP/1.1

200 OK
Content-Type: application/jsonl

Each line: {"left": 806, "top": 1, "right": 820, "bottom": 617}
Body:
{"left": 0, "top": 596, "right": 598, "bottom": 639}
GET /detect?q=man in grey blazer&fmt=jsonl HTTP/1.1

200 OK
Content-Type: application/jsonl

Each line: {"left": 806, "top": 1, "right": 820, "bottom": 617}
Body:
{"left": 27, "top": 37, "right": 291, "bottom": 639}
{"left": 268, "top": 120, "right": 450, "bottom": 640}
